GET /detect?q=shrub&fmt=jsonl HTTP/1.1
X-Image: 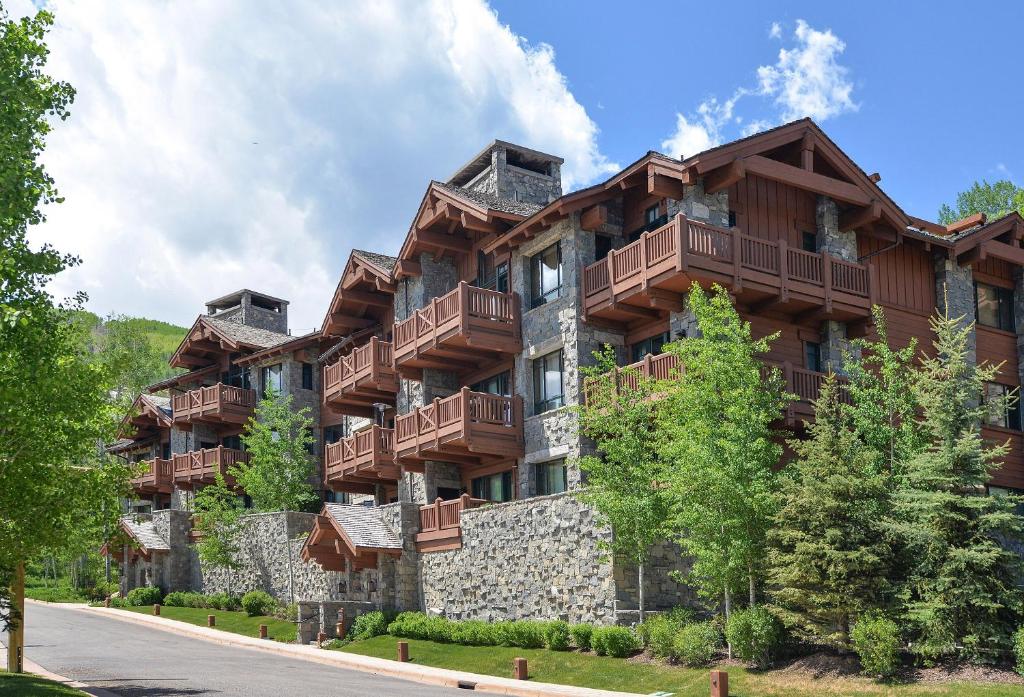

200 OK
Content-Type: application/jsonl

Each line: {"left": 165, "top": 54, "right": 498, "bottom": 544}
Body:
{"left": 725, "top": 607, "right": 782, "bottom": 668}
{"left": 1015, "top": 627, "right": 1024, "bottom": 677}
{"left": 349, "top": 611, "right": 390, "bottom": 641}
{"left": 322, "top": 638, "right": 349, "bottom": 650}
{"left": 240, "top": 590, "right": 276, "bottom": 617}
{"left": 272, "top": 602, "right": 298, "bottom": 622}
{"left": 498, "top": 620, "right": 547, "bottom": 649}
{"left": 88, "top": 581, "right": 118, "bottom": 602}
{"left": 851, "top": 613, "right": 901, "bottom": 680}
{"left": 639, "top": 614, "right": 685, "bottom": 659}
{"left": 109, "top": 596, "right": 128, "bottom": 608}
{"left": 450, "top": 620, "right": 500, "bottom": 646}
{"left": 125, "top": 586, "right": 162, "bottom": 607}
{"left": 163, "top": 591, "right": 208, "bottom": 608}
{"left": 207, "top": 592, "right": 241, "bottom": 611}
{"left": 387, "top": 612, "right": 452, "bottom": 642}
{"left": 570, "top": 624, "right": 593, "bottom": 651}
{"left": 674, "top": 621, "right": 721, "bottom": 667}
{"left": 592, "top": 626, "right": 641, "bottom": 658}
{"left": 544, "top": 620, "right": 571, "bottom": 651}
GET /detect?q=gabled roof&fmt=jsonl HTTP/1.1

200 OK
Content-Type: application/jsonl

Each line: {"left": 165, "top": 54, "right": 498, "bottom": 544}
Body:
{"left": 300, "top": 503, "right": 402, "bottom": 571}
{"left": 320, "top": 249, "right": 398, "bottom": 337}
{"left": 232, "top": 331, "right": 323, "bottom": 367}
{"left": 146, "top": 365, "right": 219, "bottom": 393}
{"left": 119, "top": 515, "right": 169, "bottom": 557}
{"left": 324, "top": 503, "right": 402, "bottom": 550}
{"left": 170, "top": 315, "right": 292, "bottom": 369}
{"left": 117, "top": 393, "right": 173, "bottom": 441}
{"left": 950, "top": 212, "right": 1024, "bottom": 264}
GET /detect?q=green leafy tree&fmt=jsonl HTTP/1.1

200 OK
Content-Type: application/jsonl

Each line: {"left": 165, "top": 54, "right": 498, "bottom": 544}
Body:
{"left": 235, "top": 391, "right": 318, "bottom": 512}
{"left": 575, "top": 345, "right": 674, "bottom": 621}
{"left": 768, "top": 378, "right": 894, "bottom": 649}
{"left": 1, "top": 5, "right": 130, "bottom": 670}
{"left": 938, "top": 179, "right": 1024, "bottom": 225}
{"left": 192, "top": 474, "right": 244, "bottom": 595}
{"left": 93, "top": 314, "right": 169, "bottom": 408}
{"left": 844, "top": 306, "right": 926, "bottom": 480}
{"left": 889, "top": 309, "right": 1024, "bottom": 663}
{"left": 655, "top": 284, "right": 788, "bottom": 614}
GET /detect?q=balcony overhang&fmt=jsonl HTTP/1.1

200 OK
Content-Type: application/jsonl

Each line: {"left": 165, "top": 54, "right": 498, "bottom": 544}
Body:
{"left": 171, "top": 447, "right": 246, "bottom": 488}
{"left": 171, "top": 383, "right": 257, "bottom": 426}
{"left": 130, "top": 458, "right": 173, "bottom": 497}
{"left": 300, "top": 505, "right": 402, "bottom": 572}
{"left": 322, "top": 337, "right": 398, "bottom": 418}
{"left": 324, "top": 426, "right": 400, "bottom": 494}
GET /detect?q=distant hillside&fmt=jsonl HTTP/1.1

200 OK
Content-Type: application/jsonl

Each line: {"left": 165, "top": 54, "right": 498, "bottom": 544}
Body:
{"left": 76, "top": 311, "right": 187, "bottom": 373}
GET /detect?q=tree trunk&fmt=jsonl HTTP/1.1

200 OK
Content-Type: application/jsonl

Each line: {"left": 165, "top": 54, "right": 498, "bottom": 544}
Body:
{"left": 638, "top": 562, "right": 645, "bottom": 624}
{"left": 749, "top": 566, "right": 756, "bottom": 607}
{"left": 724, "top": 584, "right": 732, "bottom": 659}
{"left": 7, "top": 561, "right": 25, "bottom": 673}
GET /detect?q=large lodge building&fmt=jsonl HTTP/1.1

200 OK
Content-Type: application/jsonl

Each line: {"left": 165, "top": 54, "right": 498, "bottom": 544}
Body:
{"left": 109, "top": 119, "right": 1024, "bottom": 631}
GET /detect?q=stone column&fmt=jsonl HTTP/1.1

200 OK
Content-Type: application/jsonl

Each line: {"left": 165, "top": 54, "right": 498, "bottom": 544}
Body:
{"left": 815, "top": 196, "right": 858, "bottom": 374}
{"left": 935, "top": 254, "right": 977, "bottom": 366}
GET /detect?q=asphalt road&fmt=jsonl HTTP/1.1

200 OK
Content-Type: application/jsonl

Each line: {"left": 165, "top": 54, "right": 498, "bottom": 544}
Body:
{"left": 5, "top": 602, "right": 480, "bottom": 697}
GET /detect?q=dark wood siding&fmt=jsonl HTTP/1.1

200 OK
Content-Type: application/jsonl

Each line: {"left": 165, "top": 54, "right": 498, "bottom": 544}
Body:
{"left": 859, "top": 238, "right": 935, "bottom": 316}
{"left": 729, "top": 174, "right": 817, "bottom": 247}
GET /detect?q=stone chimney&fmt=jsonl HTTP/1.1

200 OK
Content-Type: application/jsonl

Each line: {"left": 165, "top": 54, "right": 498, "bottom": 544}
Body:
{"left": 448, "top": 140, "right": 563, "bottom": 206}
{"left": 205, "top": 289, "right": 289, "bottom": 334}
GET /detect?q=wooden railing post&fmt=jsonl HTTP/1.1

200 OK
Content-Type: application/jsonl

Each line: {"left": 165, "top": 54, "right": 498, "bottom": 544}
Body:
{"left": 868, "top": 262, "right": 878, "bottom": 309}
{"left": 639, "top": 230, "right": 649, "bottom": 290}
{"left": 675, "top": 214, "right": 689, "bottom": 272}
{"left": 430, "top": 296, "right": 438, "bottom": 347}
{"left": 822, "top": 251, "right": 833, "bottom": 313}
{"left": 606, "top": 248, "right": 616, "bottom": 293}
{"left": 458, "top": 280, "right": 469, "bottom": 333}
{"left": 643, "top": 353, "right": 652, "bottom": 380}
{"left": 730, "top": 228, "right": 742, "bottom": 291}
{"left": 778, "top": 237, "right": 789, "bottom": 301}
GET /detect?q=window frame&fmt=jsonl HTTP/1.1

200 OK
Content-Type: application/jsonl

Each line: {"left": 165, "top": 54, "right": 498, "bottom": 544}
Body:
{"left": 984, "top": 382, "right": 1021, "bottom": 431}
{"left": 533, "top": 349, "right": 565, "bottom": 414}
{"left": 630, "top": 331, "right": 670, "bottom": 363}
{"left": 301, "top": 362, "right": 314, "bottom": 390}
{"left": 471, "top": 470, "right": 514, "bottom": 502}
{"left": 974, "top": 282, "right": 1015, "bottom": 332}
{"left": 535, "top": 459, "right": 568, "bottom": 496}
{"left": 530, "top": 241, "right": 563, "bottom": 308}
{"left": 261, "top": 363, "right": 283, "bottom": 396}
{"left": 804, "top": 341, "right": 823, "bottom": 373}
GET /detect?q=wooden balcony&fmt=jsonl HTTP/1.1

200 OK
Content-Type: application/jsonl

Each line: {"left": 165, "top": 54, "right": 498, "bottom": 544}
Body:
{"left": 323, "top": 337, "right": 399, "bottom": 418}
{"left": 171, "top": 383, "right": 257, "bottom": 426}
{"left": 582, "top": 214, "right": 875, "bottom": 325}
{"left": 587, "top": 351, "right": 844, "bottom": 424}
{"left": 130, "top": 458, "right": 173, "bottom": 496}
{"left": 324, "top": 426, "right": 401, "bottom": 494}
{"left": 415, "top": 494, "right": 488, "bottom": 552}
{"left": 394, "top": 388, "right": 524, "bottom": 467}
{"left": 393, "top": 282, "right": 521, "bottom": 379}
{"left": 171, "top": 446, "right": 247, "bottom": 487}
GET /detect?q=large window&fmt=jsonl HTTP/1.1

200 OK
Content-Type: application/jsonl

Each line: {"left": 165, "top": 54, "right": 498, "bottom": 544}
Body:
{"left": 261, "top": 363, "right": 283, "bottom": 396}
{"left": 530, "top": 242, "right": 562, "bottom": 308}
{"left": 471, "top": 470, "right": 514, "bottom": 502}
{"left": 223, "top": 363, "right": 251, "bottom": 389}
{"left": 475, "top": 251, "right": 509, "bottom": 293}
{"left": 985, "top": 383, "right": 1021, "bottom": 430}
{"left": 302, "top": 363, "right": 314, "bottom": 390}
{"left": 630, "top": 332, "right": 670, "bottom": 363}
{"left": 804, "top": 341, "right": 823, "bottom": 373}
{"left": 471, "top": 370, "right": 510, "bottom": 396}
{"left": 975, "top": 282, "right": 1014, "bottom": 331}
{"left": 533, "top": 349, "right": 565, "bottom": 413}
{"left": 536, "top": 459, "right": 568, "bottom": 496}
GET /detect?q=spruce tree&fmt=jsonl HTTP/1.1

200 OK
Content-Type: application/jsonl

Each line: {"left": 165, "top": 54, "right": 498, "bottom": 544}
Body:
{"left": 890, "top": 309, "right": 1024, "bottom": 663}
{"left": 768, "top": 378, "right": 893, "bottom": 649}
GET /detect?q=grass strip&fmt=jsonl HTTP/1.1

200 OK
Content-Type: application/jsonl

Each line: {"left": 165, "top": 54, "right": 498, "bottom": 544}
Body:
{"left": 121, "top": 605, "right": 295, "bottom": 642}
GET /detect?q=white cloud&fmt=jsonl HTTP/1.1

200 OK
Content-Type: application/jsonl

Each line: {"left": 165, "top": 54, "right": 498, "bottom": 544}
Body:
{"left": 661, "top": 19, "right": 857, "bottom": 159}
{"left": 14, "top": 0, "right": 617, "bottom": 331}
{"left": 757, "top": 19, "right": 858, "bottom": 122}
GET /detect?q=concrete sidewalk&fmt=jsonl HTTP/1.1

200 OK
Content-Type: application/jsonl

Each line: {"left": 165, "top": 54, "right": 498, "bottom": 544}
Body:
{"left": 75, "top": 603, "right": 639, "bottom": 697}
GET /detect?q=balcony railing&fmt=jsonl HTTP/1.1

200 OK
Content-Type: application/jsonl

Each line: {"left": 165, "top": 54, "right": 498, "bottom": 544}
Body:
{"left": 171, "top": 383, "right": 257, "bottom": 425}
{"left": 323, "top": 337, "right": 398, "bottom": 415}
{"left": 394, "top": 388, "right": 524, "bottom": 466}
{"left": 324, "top": 426, "right": 399, "bottom": 493}
{"left": 130, "top": 458, "right": 173, "bottom": 496}
{"left": 393, "top": 282, "right": 521, "bottom": 376}
{"left": 171, "top": 446, "right": 247, "bottom": 486}
{"left": 586, "top": 351, "right": 846, "bottom": 422}
{"left": 582, "top": 214, "right": 874, "bottom": 322}
{"left": 415, "top": 494, "right": 488, "bottom": 552}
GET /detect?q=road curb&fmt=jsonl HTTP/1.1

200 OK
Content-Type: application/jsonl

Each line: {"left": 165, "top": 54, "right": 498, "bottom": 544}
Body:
{"left": 77, "top": 605, "right": 637, "bottom": 697}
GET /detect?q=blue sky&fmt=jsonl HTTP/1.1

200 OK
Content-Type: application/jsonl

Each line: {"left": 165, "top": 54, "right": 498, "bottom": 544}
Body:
{"left": 12, "top": 0, "right": 1022, "bottom": 329}
{"left": 492, "top": 1, "right": 1024, "bottom": 218}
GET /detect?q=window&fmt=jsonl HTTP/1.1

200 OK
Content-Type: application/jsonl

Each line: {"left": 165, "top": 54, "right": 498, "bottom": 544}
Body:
{"left": 223, "top": 363, "right": 251, "bottom": 389}
{"left": 595, "top": 234, "right": 613, "bottom": 261}
{"left": 728, "top": 210, "right": 737, "bottom": 228}
{"left": 471, "top": 370, "right": 510, "bottom": 396}
{"left": 801, "top": 231, "right": 817, "bottom": 253}
{"left": 645, "top": 204, "right": 660, "bottom": 226}
{"left": 530, "top": 242, "right": 562, "bottom": 308}
{"left": 475, "top": 251, "right": 509, "bottom": 293}
{"left": 261, "top": 363, "right": 283, "bottom": 396}
{"left": 324, "top": 423, "right": 349, "bottom": 443}
{"left": 536, "top": 459, "right": 568, "bottom": 496}
{"left": 630, "top": 332, "right": 670, "bottom": 363}
{"left": 975, "top": 282, "right": 1014, "bottom": 331}
{"left": 533, "top": 349, "right": 565, "bottom": 413}
{"left": 302, "top": 363, "right": 314, "bottom": 390}
{"left": 471, "top": 470, "right": 514, "bottom": 502}
{"left": 161, "top": 442, "right": 171, "bottom": 460}
{"left": 222, "top": 435, "right": 241, "bottom": 450}
{"left": 985, "top": 383, "right": 1021, "bottom": 430}
{"left": 804, "top": 342, "right": 822, "bottom": 373}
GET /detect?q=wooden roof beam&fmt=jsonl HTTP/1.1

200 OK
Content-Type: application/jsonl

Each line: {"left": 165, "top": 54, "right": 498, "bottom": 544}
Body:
{"left": 395, "top": 259, "right": 421, "bottom": 278}
{"left": 743, "top": 155, "right": 871, "bottom": 206}
{"left": 329, "top": 315, "right": 377, "bottom": 330}
{"left": 647, "top": 164, "right": 685, "bottom": 199}
{"left": 339, "top": 289, "right": 392, "bottom": 308}
{"left": 704, "top": 159, "right": 746, "bottom": 195}
{"left": 416, "top": 230, "right": 473, "bottom": 252}
{"left": 839, "top": 201, "right": 882, "bottom": 233}
{"left": 801, "top": 131, "right": 815, "bottom": 171}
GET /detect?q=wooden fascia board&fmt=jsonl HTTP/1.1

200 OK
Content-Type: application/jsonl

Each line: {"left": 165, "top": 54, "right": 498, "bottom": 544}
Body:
{"left": 689, "top": 123, "right": 808, "bottom": 174}
{"left": 395, "top": 259, "right": 422, "bottom": 278}
{"left": 981, "top": 240, "right": 1024, "bottom": 266}
{"left": 952, "top": 216, "right": 1023, "bottom": 256}
{"left": 324, "top": 514, "right": 360, "bottom": 558}
{"left": 743, "top": 155, "right": 872, "bottom": 206}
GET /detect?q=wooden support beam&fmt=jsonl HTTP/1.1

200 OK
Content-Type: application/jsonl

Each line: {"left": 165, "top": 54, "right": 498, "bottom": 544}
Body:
{"left": 417, "top": 230, "right": 473, "bottom": 252}
{"left": 839, "top": 201, "right": 882, "bottom": 233}
{"left": 647, "top": 165, "right": 685, "bottom": 199}
{"left": 580, "top": 205, "right": 609, "bottom": 232}
{"left": 339, "top": 289, "right": 392, "bottom": 307}
{"left": 801, "top": 131, "right": 815, "bottom": 171}
{"left": 329, "top": 315, "right": 377, "bottom": 329}
{"left": 704, "top": 159, "right": 746, "bottom": 194}
{"left": 609, "top": 301, "right": 660, "bottom": 320}
{"left": 743, "top": 155, "right": 872, "bottom": 206}
{"left": 645, "top": 288, "right": 684, "bottom": 312}
{"left": 396, "top": 259, "right": 421, "bottom": 277}
{"left": 964, "top": 240, "right": 1024, "bottom": 267}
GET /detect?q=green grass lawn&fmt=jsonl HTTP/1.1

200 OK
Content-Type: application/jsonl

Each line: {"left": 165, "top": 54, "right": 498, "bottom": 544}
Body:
{"left": 24, "top": 586, "right": 87, "bottom": 603}
{"left": 121, "top": 605, "right": 296, "bottom": 642}
{"left": 339, "top": 636, "right": 1022, "bottom": 697}
{"left": 0, "top": 671, "right": 85, "bottom": 696}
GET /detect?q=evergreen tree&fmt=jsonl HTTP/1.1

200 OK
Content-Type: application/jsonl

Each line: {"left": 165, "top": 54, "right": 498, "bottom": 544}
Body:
{"left": 576, "top": 345, "right": 673, "bottom": 621}
{"left": 890, "top": 309, "right": 1024, "bottom": 663}
{"left": 656, "top": 284, "right": 788, "bottom": 613}
{"left": 768, "top": 378, "right": 893, "bottom": 649}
